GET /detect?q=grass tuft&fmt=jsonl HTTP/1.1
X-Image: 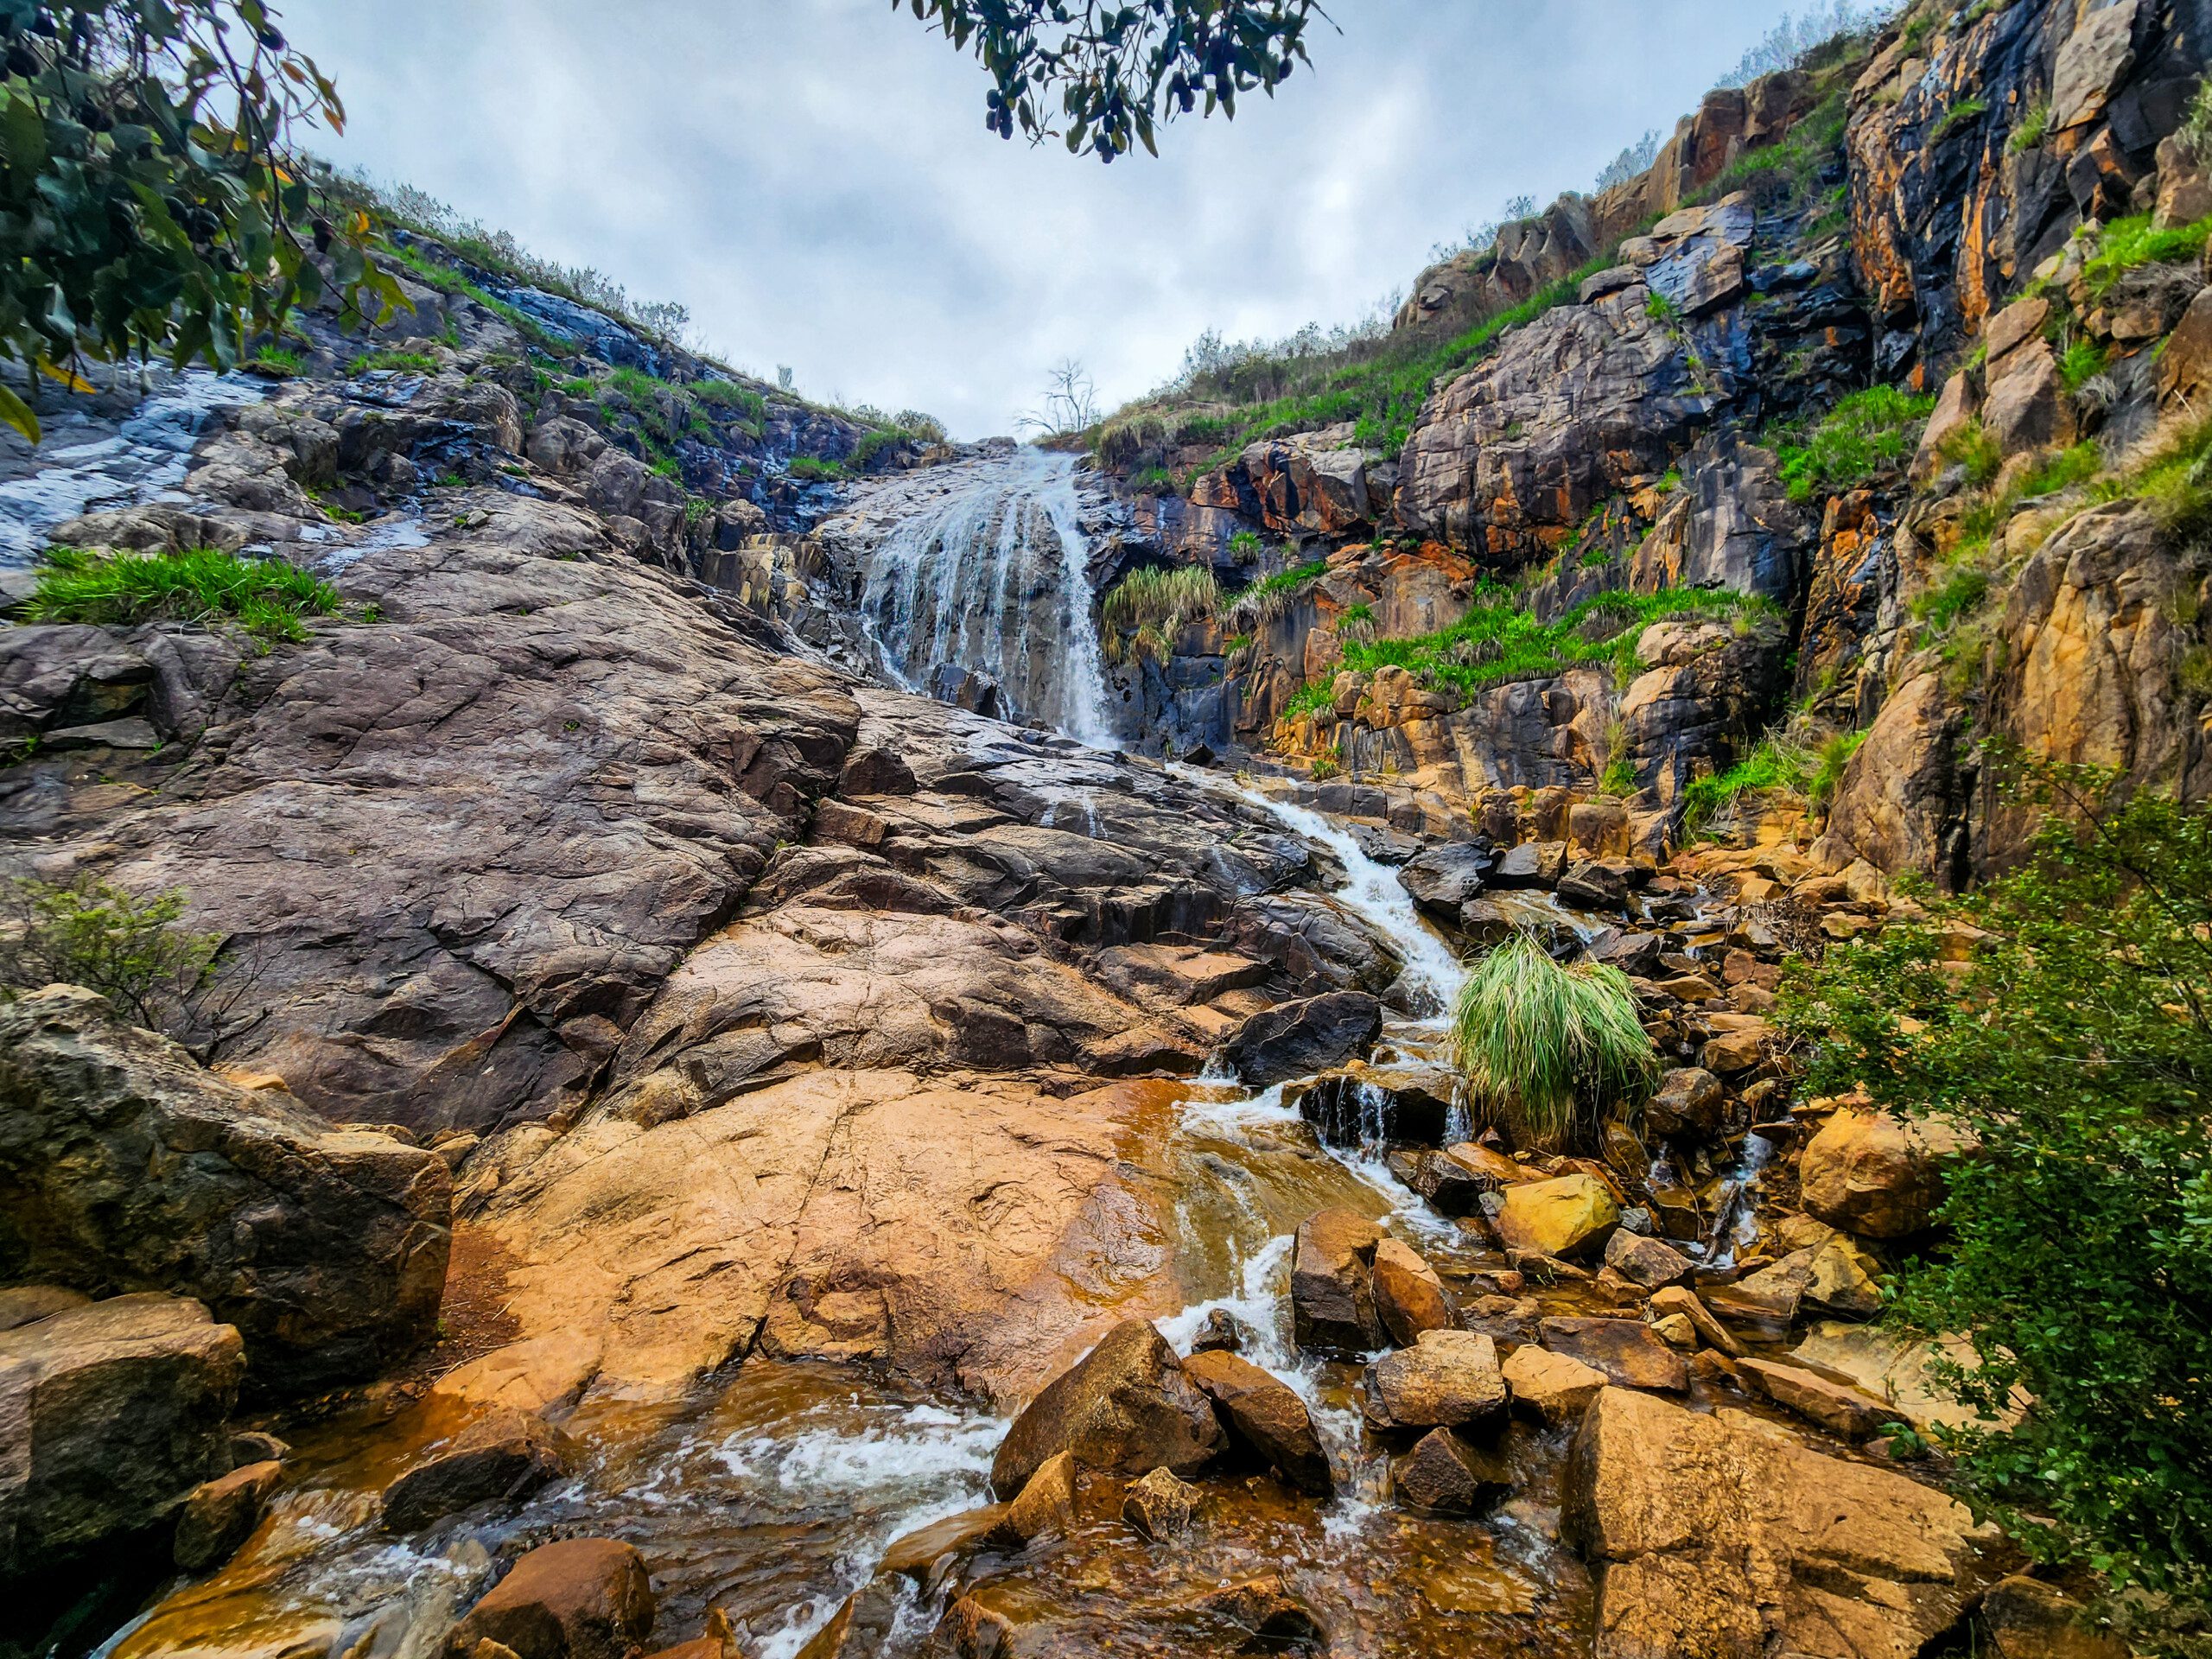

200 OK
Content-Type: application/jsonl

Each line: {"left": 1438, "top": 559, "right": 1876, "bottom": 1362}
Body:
{"left": 1774, "top": 385, "right": 1936, "bottom": 502}
{"left": 1451, "top": 932, "right": 1658, "bottom": 1151}
{"left": 24, "top": 548, "right": 339, "bottom": 643}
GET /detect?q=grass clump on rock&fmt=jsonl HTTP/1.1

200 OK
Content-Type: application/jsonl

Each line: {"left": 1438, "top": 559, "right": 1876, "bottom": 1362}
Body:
{"left": 24, "top": 548, "right": 339, "bottom": 644}
{"left": 1774, "top": 385, "right": 1937, "bottom": 503}
{"left": 1451, "top": 932, "right": 1658, "bottom": 1150}
{"left": 1102, "top": 564, "right": 1223, "bottom": 662}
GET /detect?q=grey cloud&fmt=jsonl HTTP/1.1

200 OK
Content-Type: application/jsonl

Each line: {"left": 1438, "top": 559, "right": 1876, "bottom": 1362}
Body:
{"left": 286, "top": 0, "right": 1810, "bottom": 436}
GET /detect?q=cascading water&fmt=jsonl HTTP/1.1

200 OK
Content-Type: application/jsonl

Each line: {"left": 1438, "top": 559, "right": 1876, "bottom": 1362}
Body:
{"left": 857, "top": 448, "right": 1116, "bottom": 748}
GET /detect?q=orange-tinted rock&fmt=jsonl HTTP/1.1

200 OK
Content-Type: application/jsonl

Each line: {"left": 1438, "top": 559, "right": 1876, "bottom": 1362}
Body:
{"left": 1370, "top": 1238, "right": 1454, "bottom": 1346}
{"left": 988, "top": 1320, "right": 1224, "bottom": 1497}
{"left": 444, "top": 1538, "right": 655, "bottom": 1659}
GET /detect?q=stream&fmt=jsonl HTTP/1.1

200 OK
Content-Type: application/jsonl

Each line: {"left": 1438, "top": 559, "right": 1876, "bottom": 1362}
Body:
{"left": 98, "top": 761, "right": 1624, "bottom": 1659}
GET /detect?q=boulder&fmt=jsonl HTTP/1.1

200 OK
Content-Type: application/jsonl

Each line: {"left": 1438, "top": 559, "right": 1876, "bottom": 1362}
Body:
{"left": 879, "top": 1505, "right": 1011, "bottom": 1581}
{"left": 0, "top": 1292, "right": 244, "bottom": 1576}
{"left": 1492, "top": 1175, "right": 1620, "bottom": 1260}
{"left": 1001, "top": 1450, "right": 1079, "bottom": 1542}
{"left": 1564, "top": 1388, "right": 1993, "bottom": 1659}
{"left": 1223, "top": 993, "right": 1384, "bottom": 1087}
{"left": 382, "top": 1408, "right": 579, "bottom": 1533}
{"left": 1395, "top": 1149, "right": 1491, "bottom": 1217}
{"left": 1802, "top": 1231, "right": 1884, "bottom": 1319}
{"left": 1556, "top": 860, "right": 1630, "bottom": 911}
{"left": 0, "top": 987, "right": 452, "bottom": 1391}
{"left": 1488, "top": 842, "right": 1561, "bottom": 889}
{"left": 1396, "top": 842, "right": 1493, "bottom": 922}
{"left": 1648, "top": 1287, "right": 1742, "bottom": 1357}
{"left": 173, "top": 1458, "right": 282, "bottom": 1573}
{"left": 1122, "top": 1465, "right": 1200, "bottom": 1541}
{"left": 1188, "top": 1309, "right": 1246, "bottom": 1354}
{"left": 1503, "top": 1344, "right": 1609, "bottom": 1425}
{"left": 1644, "top": 1067, "right": 1724, "bottom": 1138}
{"left": 1983, "top": 1572, "right": 2129, "bottom": 1659}
{"left": 1363, "top": 1330, "right": 1507, "bottom": 1429}
{"left": 1539, "top": 1317, "right": 1688, "bottom": 1393}
{"left": 1392, "top": 1427, "right": 1510, "bottom": 1516}
{"left": 1370, "top": 1238, "right": 1453, "bottom": 1345}
{"left": 1738, "top": 1357, "right": 1891, "bottom": 1440}
{"left": 988, "top": 1320, "right": 1224, "bottom": 1497}
{"left": 444, "top": 1537, "right": 656, "bottom": 1659}
{"left": 1294, "top": 1062, "right": 1458, "bottom": 1148}
{"left": 1288, "top": 1210, "right": 1385, "bottom": 1355}
{"left": 1182, "top": 1349, "right": 1333, "bottom": 1496}
{"left": 1601, "top": 1230, "right": 1693, "bottom": 1290}
{"left": 1799, "top": 1105, "right": 1968, "bottom": 1238}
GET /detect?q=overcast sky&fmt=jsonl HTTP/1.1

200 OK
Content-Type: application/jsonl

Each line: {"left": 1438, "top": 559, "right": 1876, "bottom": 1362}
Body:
{"left": 284, "top": 0, "right": 1813, "bottom": 438}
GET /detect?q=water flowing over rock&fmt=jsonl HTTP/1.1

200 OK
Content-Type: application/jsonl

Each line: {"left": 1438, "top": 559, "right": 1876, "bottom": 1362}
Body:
{"left": 830, "top": 448, "right": 1118, "bottom": 746}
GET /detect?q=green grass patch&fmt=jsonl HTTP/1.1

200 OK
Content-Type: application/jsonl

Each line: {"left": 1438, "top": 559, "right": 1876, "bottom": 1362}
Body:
{"left": 1102, "top": 565, "right": 1222, "bottom": 661}
{"left": 2080, "top": 213, "right": 2212, "bottom": 301}
{"left": 246, "top": 346, "right": 303, "bottom": 376}
{"left": 1775, "top": 385, "right": 1937, "bottom": 502}
{"left": 385, "top": 242, "right": 559, "bottom": 350}
{"left": 1912, "top": 566, "right": 1992, "bottom": 631}
{"left": 2057, "top": 339, "right": 2108, "bottom": 393}
{"left": 2008, "top": 98, "right": 2050, "bottom": 153}
{"left": 1933, "top": 97, "right": 1990, "bottom": 140}
{"left": 787, "top": 456, "right": 849, "bottom": 483}
{"left": 1681, "top": 735, "right": 1817, "bottom": 836}
{"left": 1451, "top": 932, "right": 1659, "bottom": 1151}
{"left": 690, "top": 378, "right": 767, "bottom": 421}
{"left": 24, "top": 548, "right": 339, "bottom": 643}
{"left": 350, "top": 349, "right": 439, "bottom": 377}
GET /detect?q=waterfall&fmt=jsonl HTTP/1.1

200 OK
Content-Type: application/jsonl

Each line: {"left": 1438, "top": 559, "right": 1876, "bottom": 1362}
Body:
{"left": 856, "top": 448, "right": 1115, "bottom": 747}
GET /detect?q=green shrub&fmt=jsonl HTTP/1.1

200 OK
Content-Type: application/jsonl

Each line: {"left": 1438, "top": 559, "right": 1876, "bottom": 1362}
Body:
{"left": 1451, "top": 932, "right": 1658, "bottom": 1150}
{"left": 1290, "top": 584, "right": 1767, "bottom": 709}
{"left": 246, "top": 346, "right": 303, "bottom": 376}
{"left": 1932, "top": 96, "right": 1989, "bottom": 140}
{"left": 2008, "top": 98, "right": 2050, "bottom": 153}
{"left": 1915, "top": 567, "right": 1992, "bottom": 632}
{"left": 2080, "top": 213, "right": 2212, "bottom": 300}
{"left": 1808, "top": 728, "right": 1867, "bottom": 809}
{"left": 1775, "top": 385, "right": 1938, "bottom": 502}
{"left": 690, "top": 378, "right": 768, "bottom": 421}
{"left": 1645, "top": 290, "right": 1681, "bottom": 326}
{"left": 1224, "top": 631, "right": 1254, "bottom": 656}
{"left": 1777, "top": 756, "right": 2212, "bottom": 1623}
{"left": 2057, "top": 340, "right": 2109, "bottom": 393}
{"left": 786, "top": 456, "right": 849, "bottom": 482}
{"left": 2018, "top": 442, "right": 2101, "bottom": 500}
{"left": 350, "top": 349, "right": 439, "bottom": 377}
{"left": 1227, "top": 558, "right": 1332, "bottom": 626}
{"left": 1228, "top": 530, "right": 1264, "bottom": 562}
{"left": 0, "top": 877, "right": 224, "bottom": 1042}
{"left": 24, "top": 548, "right": 338, "bottom": 644}
{"left": 1938, "top": 419, "right": 2003, "bottom": 486}
{"left": 1680, "top": 735, "right": 1816, "bottom": 836}
{"left": 2183, "top": 73, "right": 2212, "bottom": 168}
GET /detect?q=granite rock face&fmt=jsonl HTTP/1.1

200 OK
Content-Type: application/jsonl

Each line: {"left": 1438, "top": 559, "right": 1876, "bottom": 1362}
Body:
{"left": 0, "top": 988, "right": 450, "bottom": 1390}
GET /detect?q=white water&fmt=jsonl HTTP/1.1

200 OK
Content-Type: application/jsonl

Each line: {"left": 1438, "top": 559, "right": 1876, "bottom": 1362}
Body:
{"left": 858, "top": 448, "right": 1115, "bottom": 747}
{"left": 0, "top": 369, "right": 266, "bottom": 568}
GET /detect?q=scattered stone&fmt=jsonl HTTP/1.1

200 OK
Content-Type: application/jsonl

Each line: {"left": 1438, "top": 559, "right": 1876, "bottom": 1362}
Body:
{"left": 383, "top": 1409, "right": 579, "bottom": 1533}
{"left": 228, "top": 1429, "right": 291, "bottom": 1469}
{"left": 1556, "top": 860, "right": 1630, "bottom": 910}
{"left": 1799, "top": 1104, "right": 1970, "bottom": 1238}
{"left": 1700, "top": 1022, "right": 1769, "bottom": 1074}
{"left": 1650, "top": 1313, "right": 1697, "bottom": 1349}
{"left": 444, "top": 1537, "right": 655, "bottom": 1659}
{"left": 1177, "top": 1574, "right": 1326, "bottom": 1652}
{"left": 1183, "top": 1348, "right": 1333, "bottom": 1496}
{"left": 1601, "top": 1230, "right": 1692, "bottom": 1289}
{"left": 1564, "top": 1388, "right": 1993, "bottom": 1659}
{"left": 1538, "top": 1316, "right": 1689, "bottom": 1393}
{"left": 0, "top": 1293, "right": 244, "bottom": 1577}
{"left": 1492, "top": 1175, "right": 1620, "bottom": 1260}
{"left": 880, "top": 1504, "right": 1012, "bottom": 1582}
{"left": 1370, "top": 1238, "right": 1454, "bottom": 1345}
{"left": 1803, "top": 1231, "right": 1885, "bottom": 1319}
{"left": 1001, "top": 1450, "right": 1079, "bottom": 1543}
{"left": 1223, "top": 993, "right": 1384, "bottom": 1087}
{"left": 1983, "top": 1572, "right": 2129, "bottom": 1659}
{"left": 1503, "top": 1344, "right": 1608, "bottom": 1425}
{"left": 1489, "top": 842, "right": 1560, "bottom": 889}
{"left": 938, "top": 1597, "right": 1014, "bottom": 1659}
{"left": 0, "top": 986, "right": 452, "bottom": 1391}
{"left": 989, "top": 1320, "right": 1224, "bottom": 1497}
{"left": 1189, "top": 1309, "right": 1246, "bottom": 1354}
{"left": 1289, "top": 1209, "right": 1385, "bottom": 1355}
{"left": 1648, "top": 1287, "right": 1743, "bottom": 1357}
{"left": 1738, "top": 1357, "right": 1893, "bottom": 1440}
{"left": 1393, "top": 1427, "right": 1510, "bottom": 1516}
{"left": 1122, "top": 1466, "right": 1200, "bottom": 1541}
{"left": 1363, "top": 1330, "right": 1507, "bottom": 1429}
{"left": 1396, "top": 1148, "right": 1491, "bottom": 1216}
{"left": 173, "top": 1459, "right": 282, "bottom": 1573}
{"left": 1644, "top": 1067, "right": 1724, "bottom": 1137}
{"left": 1396, "top": 842, "right": 1494, "bottom": 921}
{"left": 1294, "top": 1062, "right": 1456, "bottom": 1147}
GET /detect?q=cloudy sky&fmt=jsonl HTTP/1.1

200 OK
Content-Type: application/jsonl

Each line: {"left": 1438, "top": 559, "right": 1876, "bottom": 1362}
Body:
{"left": 285, "top": 0, "right": 1816, "bottom": 437}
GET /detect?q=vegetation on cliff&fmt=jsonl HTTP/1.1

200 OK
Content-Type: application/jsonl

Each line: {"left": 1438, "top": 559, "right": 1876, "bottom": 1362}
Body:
{"left": 1781, "top": 758, "right": 2212, "bottom": 1628}
{"left": 23, "top": 546, "right": 340, "bottom": 643}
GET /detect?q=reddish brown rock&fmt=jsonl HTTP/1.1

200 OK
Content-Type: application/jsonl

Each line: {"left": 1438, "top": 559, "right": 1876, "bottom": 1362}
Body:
{"left": 1289, "top": 1209, "right": 1385, "bottom": 1355}
{"left": 1370, "top": 1237, "right": 1453, "bottom": 1346}
{"left": 1182, "top": 1349, "right": 1333, "bottom": 1497}
{"left": 444, "top": 1538, "right": 655, "bottom": 1659}
{"left": 1393, "top": 1427, "right": 1510, "bottom": 1516}
{"left": 1540, "top": 1317, "right": 1689, "bottom": 1394}
{"left": 988, "top": 1320, "right": 1224, "bottom": 1497}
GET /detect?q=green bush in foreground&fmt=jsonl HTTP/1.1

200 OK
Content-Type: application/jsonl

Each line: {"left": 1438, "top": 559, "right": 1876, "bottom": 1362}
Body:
{"left": 0, "top": 877, "right": 224, "bottom": 1043}
{"left": 1452, "top": 931, "right": 1657, "bottom": 1150}
{"left": 1778, "top": 756, "right": 2212, "bottom": 1639}
{"left": 24, "top": 548, "right": 339, "bottom": 643}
